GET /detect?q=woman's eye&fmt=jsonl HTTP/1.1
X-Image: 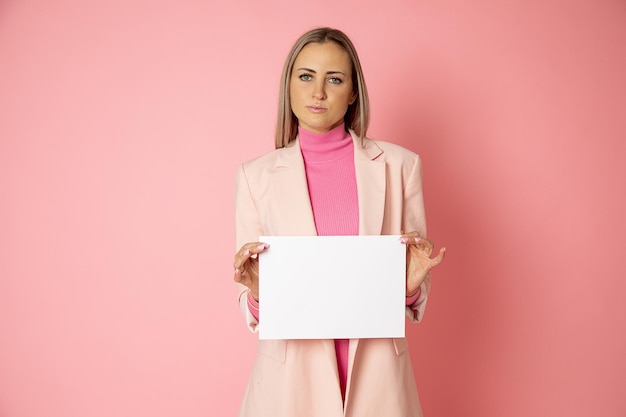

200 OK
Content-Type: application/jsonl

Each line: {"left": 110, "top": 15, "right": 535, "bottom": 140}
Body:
{"left": 299, "top": 74, "right": 312, "bottom": 81}
{"left": 328, "top": 77, "right": 343, "bottom": 84}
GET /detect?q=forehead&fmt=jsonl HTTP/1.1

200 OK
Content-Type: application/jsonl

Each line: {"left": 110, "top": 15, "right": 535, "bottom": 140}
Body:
{"left": 293, "top": 41, "right": 352, "bottom": 71}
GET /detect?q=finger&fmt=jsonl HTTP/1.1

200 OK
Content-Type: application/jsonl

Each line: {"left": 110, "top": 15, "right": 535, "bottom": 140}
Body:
{"left": 248, "top": 242, "right": 270, "bottom": 257}
{"left": 399, "top": 231, "right": 421, "bottom": 243}
{"left": 400, "top": 234, "right": 432, "bottom": 248}
{"left": 408, "top": 244, "right": 432, "bottom": 260}
{"left": 234, "top": 242, "right": 269, "bottom": 268}
{"left": 429, "top": 247, "right": 446, "bottom": 267}
{"left": 242, "top": 244, "right": 268, "bottom": 262}
{"left": 234, "top": 254, "right": 249, "bottom": 274}
{"left": 238, "top": 242, "right": 269, "bottom": 258}
{"left": 400, "top": 236, "right": 420, "bottom": 245}
{"left": 233, "top": 247, "right": 250, "bottom": 270}
{"left": 413, "top": 236, "right": 433, "bottom": 248}
{"left": 233, "top": 266, "right": 245, "bottom": 283}
{"left": 236, "top": 241, "right": 262, "bottom": 255}
{"left": 405, "top": 238, "right": 433, "bottom": 255}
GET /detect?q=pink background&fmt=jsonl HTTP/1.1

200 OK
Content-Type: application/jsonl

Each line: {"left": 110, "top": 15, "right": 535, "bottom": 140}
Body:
{"left": 1, "top": 1, "right": 625, "bottom": 416}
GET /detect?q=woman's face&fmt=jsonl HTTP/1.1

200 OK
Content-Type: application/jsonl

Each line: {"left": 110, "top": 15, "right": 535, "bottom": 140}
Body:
{"left": 290, "top": 41, "right": 357, "bottom": 134}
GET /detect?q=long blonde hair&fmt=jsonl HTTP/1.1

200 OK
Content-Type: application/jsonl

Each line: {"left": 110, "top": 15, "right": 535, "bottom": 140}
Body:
{"left": 275, "top": 27, "right": 370, "bottom": 149}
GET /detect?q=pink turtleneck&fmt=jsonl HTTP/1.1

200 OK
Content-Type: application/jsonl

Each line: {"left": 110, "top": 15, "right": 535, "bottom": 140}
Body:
{"left": 246, "top": 124, "right": 420, "bottom": 401}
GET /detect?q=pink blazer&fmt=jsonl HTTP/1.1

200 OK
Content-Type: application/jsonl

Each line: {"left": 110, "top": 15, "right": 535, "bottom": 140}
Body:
{"left": 235, "top": 131, "right": 432, "bottom": 417}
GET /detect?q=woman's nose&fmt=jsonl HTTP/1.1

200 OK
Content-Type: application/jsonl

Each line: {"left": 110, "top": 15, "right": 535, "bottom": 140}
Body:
{"left": 312, "top": 81, "right": 326, "bottom": 100}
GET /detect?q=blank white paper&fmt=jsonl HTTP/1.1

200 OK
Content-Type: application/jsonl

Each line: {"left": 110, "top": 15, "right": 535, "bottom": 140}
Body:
{"left": 258, "top": 235, "right": 406, "bottom": 340}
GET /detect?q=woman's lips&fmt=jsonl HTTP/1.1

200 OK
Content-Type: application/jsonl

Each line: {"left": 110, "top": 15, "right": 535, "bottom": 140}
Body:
{"left": 307, "top": 105, "right": 327, "bottom": 113}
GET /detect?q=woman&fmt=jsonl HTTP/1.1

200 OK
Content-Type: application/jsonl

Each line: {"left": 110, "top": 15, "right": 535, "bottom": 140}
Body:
{"left": 233, "top": 27, "right": 445, "bottom": 417}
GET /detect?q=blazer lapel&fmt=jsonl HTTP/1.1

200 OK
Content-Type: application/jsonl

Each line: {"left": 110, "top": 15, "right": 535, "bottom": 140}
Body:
{"left": 352, "top": 132, "right": 386, "bottom": 236}
{"left": 271, "top": 138, "right": 318, "bottom": 236}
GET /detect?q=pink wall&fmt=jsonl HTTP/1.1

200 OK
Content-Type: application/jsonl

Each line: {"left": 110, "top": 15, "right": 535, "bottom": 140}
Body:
{"left": 1, "top": 1, "right": 624, "bottom": 416}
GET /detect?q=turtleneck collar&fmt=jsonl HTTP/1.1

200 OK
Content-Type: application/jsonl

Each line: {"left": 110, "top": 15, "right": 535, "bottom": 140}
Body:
{"left": 298, "top": 124, "right": 354, "bottom": 164}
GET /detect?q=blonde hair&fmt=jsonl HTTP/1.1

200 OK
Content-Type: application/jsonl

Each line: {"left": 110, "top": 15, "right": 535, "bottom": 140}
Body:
{"left": 275, "top": 27, "right": 370, "bottom": 149}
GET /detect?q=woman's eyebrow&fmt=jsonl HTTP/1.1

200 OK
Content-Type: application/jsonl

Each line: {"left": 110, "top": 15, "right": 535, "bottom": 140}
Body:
{"left": 295, "top": 67, "right": 347, "bottom": 75}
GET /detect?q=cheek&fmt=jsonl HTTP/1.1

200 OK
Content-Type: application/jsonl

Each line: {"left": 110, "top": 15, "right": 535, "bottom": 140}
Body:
{"left": 342, "top": 91, "right": 355, "bottom": 107}
{"left": 289, "top": 95, "right": 301, "bottom": 116}
{"left": 289, "top": 83, "right": 303, "bottom": 104}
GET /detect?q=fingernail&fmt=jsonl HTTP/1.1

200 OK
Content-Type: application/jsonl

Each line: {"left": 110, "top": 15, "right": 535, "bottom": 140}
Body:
{"left": 414, "top": 237, "right": 421, "bottom": 242}
{"left": 257, "top": 244, "right": 266, "bottom": 250}
{"left": 399, "top": 237, "right": 408, "bottom": 243}
{"left": 234, "top": 268, "right": 239, "bottom": 274}
{"left": 244, "top": 250, "right": 250, "bottom": 256}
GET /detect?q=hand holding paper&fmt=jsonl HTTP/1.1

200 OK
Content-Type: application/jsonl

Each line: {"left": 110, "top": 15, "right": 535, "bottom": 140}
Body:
{"left": 400, "top": 231, "right": 446, "bottom": 296}
{"left": 233, "top": 241, "right": 270, "bottom": 301}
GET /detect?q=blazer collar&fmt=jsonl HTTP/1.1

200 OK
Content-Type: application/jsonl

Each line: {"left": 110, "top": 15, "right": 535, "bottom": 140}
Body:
{"left": 272, "top": 131, "right": 386, "bottom": 237}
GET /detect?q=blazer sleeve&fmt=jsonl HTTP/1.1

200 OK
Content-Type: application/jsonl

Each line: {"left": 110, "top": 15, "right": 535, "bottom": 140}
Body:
{"left": 402, "top": 154, "right": 432, "bottom": 323}
{"left": 234, "top": 163, "right": 263, "bottom": 332}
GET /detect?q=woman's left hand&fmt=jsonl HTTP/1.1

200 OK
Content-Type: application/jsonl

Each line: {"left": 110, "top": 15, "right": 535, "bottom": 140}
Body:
{"left": 400, "top": 231, "right": 446, "bottom": 296}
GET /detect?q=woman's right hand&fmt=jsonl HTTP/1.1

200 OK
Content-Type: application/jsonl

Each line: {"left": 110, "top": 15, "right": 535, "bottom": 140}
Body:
{"left": 233, "top": 242, "right": 270, "bottom": 301}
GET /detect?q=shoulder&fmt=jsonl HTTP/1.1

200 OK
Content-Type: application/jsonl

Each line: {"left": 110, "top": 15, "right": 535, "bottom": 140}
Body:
{"left": 239, "top": 141, "right": 295, "bottom": 174}
{"left": 361, "top": 136, "right": 421, "bottom": 167}
{"left": 241, "top": 150, "right": 275, "bottom": 172}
